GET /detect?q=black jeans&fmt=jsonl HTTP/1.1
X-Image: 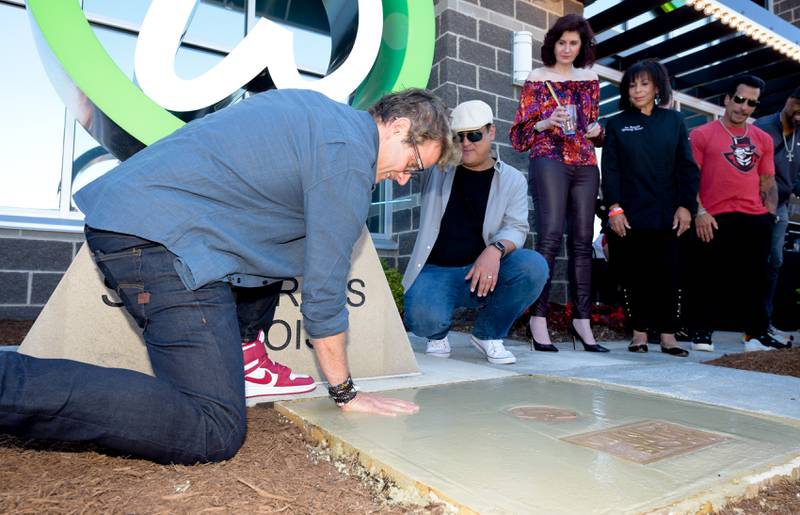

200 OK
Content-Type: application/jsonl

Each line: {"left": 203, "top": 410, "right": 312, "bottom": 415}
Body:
{"left": 608, "top": 228, "right": 681, "bottom": 334}
{"left": 685, "top": 212, "right": 772, "bottom": 336}
{"left": 529, "top": 157, "right": 599, "bottom": 318}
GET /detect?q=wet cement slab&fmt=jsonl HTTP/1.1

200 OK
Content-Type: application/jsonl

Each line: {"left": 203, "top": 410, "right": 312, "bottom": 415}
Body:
{"left": 278, "top": 376, "right": 800, "bottom": 514}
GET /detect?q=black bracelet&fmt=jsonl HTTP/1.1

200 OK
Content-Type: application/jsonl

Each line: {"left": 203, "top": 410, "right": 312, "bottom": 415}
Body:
{"left": 328, "top": 376, "right": 358, "bottom": 406}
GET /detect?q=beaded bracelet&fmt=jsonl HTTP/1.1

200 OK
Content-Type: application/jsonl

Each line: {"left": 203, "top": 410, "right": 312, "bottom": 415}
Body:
{"left": 328, "top": 375, "right": 359, "bottom": 406}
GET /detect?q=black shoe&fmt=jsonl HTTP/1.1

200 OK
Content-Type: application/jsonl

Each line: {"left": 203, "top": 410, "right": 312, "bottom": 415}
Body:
{"left": 526, "top": 324, "right": 558, "bottom": 352}
{"left": 660, "top": 345, "right": 689, "bottom": 357}
{"left": 569, "top": 323, "right": 610, "bottom": 352}
{"left": 628, "top": 342, "right": 648, "bottom": 353}
{"left": 754, "top": 332, "right": 792, "bottom": 350}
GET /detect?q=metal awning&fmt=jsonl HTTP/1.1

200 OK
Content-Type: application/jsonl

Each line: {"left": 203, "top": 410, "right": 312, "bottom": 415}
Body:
{"left": 584, "top": 0, "right": 800, "bottom": 116}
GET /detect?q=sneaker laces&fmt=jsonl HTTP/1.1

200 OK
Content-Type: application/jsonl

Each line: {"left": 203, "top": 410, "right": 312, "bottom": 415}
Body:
{"left": 259, "top": 355, "right": 291, "bottom": 375}
{"left": 486, "top": 340, "right": 506, "bottom": 356}
{"left": 429, "top": 339, "right": 448, "bottom": 350}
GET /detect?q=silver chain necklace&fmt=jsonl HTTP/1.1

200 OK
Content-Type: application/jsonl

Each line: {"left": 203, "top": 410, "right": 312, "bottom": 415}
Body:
{"left": 783, "top": 128, "right": 796, "bottom": 163}
{"left": 718, "top": 119, "right": 748, "bottom": 144}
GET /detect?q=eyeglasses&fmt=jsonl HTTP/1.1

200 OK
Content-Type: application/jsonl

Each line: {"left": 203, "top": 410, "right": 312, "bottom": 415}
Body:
{"left": 404, "top": 140, "right": 425, "bottom": 174}
{"left": 732, "top": 95, "right": 760, "bottom": 108}
{"left": 457, "top": 130, "right": 484, "bottom": 143}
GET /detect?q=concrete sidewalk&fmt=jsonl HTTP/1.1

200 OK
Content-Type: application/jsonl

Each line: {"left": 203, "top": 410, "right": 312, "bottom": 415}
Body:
{"left": 275, "top": 330, "right": 800, "bottom": 514}
{"left": 405, "top": 330, "right": 800, "bottom": 422}
{"left": 269, "top": 329, "right": 800, "bottom": 422}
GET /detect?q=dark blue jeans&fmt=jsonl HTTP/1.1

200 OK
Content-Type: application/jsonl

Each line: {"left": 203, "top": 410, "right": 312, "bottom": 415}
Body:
{"left": 0, "top": 228, "right": 253, "bottom": 464}
{"left": 403, "top": 249, "right": 548, "bottom": 340}
{"left": 765, "top": 203, "right": 788, "bottom": 322}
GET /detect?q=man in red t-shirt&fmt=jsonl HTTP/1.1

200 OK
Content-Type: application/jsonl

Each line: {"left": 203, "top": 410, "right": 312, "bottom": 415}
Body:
{"left": 686, "top": 75, "right": 787, "bottom": 351}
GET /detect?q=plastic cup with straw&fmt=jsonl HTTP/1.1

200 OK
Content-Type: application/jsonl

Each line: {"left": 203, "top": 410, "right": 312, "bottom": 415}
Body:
{"left": 545, "top": 81, "right": 576, "bottom": 136}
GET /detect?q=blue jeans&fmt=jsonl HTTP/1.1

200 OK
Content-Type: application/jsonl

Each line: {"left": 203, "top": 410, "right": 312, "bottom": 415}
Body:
{"left": 0, "top": 228, "right": 260, "bottom": 464}
{"left": 404, "top": 249, "right": 548, "bottom": 340}
{"left": 766, "top": 203, "right": 788, "bottom": 321}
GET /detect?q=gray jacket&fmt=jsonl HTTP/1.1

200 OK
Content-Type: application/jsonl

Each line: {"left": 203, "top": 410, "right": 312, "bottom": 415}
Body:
{"left": 402, "top": 159, "right": 529, "bottom": 290}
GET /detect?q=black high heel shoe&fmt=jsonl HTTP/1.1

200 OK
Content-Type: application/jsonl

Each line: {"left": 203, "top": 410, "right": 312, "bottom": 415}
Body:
{"left": 569, "top": 323, "right": 610, "bottom": 352}
{"left": 660, "top": 344, "right": 689, "bottom": 357}
{"left": 526, "top": 323, "right": 558, "bottom": 352}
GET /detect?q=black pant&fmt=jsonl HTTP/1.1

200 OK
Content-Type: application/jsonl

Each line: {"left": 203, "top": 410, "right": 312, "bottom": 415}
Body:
{"left": 608, "top": 228, "right": 680, "bottom": 334}
{"left": 529, "top": 157, "right": 599, "bottom": 318}
{"left": 233, "top": 282, "right": 283, "bottom": 342}
{"left": 685, "top": 212, "right": 772, "bottom": 336}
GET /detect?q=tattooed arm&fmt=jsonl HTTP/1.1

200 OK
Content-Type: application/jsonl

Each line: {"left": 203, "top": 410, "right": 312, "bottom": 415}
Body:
{"left": 759, "top": 175, "right": 778, "bottom": 215}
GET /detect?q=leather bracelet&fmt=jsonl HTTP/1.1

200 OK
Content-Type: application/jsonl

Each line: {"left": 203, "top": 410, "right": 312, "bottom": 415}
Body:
{"left": 328, "top": 376, "right": 359, "bottom": 406}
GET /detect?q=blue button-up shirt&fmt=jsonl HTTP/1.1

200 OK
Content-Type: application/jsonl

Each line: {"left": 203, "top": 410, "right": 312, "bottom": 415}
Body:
{"left": 74, "top": 89, "right": 378, "bottom": 338}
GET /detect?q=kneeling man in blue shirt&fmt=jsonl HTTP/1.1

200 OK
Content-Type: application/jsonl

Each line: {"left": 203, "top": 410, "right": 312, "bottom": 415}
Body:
{"left": 403, "top": 100, "right": 548, "bottom": 364}
{"left": 0, "top": 88, "right": 455, "bottom": 464}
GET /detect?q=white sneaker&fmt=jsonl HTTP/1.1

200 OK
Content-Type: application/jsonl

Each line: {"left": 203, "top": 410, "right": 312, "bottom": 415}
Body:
{"left": 768, "top": 326, "right": 794, "bottom": 344}
{"left": 743, "top": 337, "right": 774, "bottom": 352}
{"left": 426, "top": 337, "right": 451, "bottom": 358}
{"left": 470, "top": 336, "right": 516, "bottom": 365}
{"left": 691, "top": 331, "right": 714, "bottom": 352}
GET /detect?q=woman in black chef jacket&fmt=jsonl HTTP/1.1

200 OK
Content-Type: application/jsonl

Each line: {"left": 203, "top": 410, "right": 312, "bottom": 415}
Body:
{"left": 601, "top": 59, "right": 699, "bottom": 357}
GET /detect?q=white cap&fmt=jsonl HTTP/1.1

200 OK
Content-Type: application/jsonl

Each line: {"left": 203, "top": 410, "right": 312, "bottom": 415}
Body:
{"left": 450, "top": 100, "right": 494, "bottom": 132}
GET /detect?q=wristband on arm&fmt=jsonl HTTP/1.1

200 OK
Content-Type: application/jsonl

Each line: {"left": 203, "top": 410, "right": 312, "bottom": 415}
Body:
{"left": 328, "top": 376, "right": 359, "bottom": 406}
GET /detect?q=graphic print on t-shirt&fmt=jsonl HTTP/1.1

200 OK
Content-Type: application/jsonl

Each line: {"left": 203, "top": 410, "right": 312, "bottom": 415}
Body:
{"left": 722, "top": 136, "right": 759, "bottom": 173}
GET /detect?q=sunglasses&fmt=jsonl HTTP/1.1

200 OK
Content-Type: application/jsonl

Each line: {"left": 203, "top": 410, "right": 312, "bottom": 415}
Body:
{"left": 732, "top": 95, "right": 760, "bottom": 108}
{"left": 457, "top": 130, "right": 484, "bottom": 143}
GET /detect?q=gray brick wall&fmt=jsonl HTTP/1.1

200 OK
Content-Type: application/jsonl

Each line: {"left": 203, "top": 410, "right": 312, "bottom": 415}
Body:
{"left": 774, "top": 0, "right": 800, "bottom": 27}
{"left": 390, "top": 0, "right": 582, "bottom": 305}
{"left": 0, "top": 229, "right": 83, "bottom": 320}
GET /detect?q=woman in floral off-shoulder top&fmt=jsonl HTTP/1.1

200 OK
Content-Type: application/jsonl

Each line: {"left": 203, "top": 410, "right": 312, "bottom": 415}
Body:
{"left": 510, "top": 14, "right": 607, "bottom": 353}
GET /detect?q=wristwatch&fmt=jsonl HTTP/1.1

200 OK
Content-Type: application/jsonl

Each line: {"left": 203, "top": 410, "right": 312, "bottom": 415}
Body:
{"left": 491, "top": 241, "right": 506, "bottom": 257}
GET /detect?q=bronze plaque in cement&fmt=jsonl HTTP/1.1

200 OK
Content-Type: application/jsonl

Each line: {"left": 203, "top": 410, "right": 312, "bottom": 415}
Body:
{"left": 561, "top": 420, "right": 730, "bottom": 464}
{"left": 509, "top": 406, "right": 578, "bottom": 422}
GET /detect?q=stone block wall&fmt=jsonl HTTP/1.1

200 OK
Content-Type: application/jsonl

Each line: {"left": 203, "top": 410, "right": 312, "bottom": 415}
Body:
{"left": 0, "top": 229, "right": 83, "bottom": 320}
{"left": 389, "top": 0, "right": 583, "bottom": 305}
{"left": 774, "top": 0, "right": 800, "bottom": 27}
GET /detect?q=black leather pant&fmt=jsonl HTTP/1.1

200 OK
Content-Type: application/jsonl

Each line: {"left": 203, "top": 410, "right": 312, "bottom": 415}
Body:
{"left": 529, "top": 157, "right": 599, "bottom": 318}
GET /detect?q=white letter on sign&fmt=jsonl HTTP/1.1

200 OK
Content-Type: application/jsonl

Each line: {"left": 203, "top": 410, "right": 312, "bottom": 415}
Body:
{"left": 134, "top": 0, "right": 383, "bottom": 112}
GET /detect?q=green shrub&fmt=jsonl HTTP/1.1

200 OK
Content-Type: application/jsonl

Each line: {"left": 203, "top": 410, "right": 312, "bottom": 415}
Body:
{"left": 381, "top": 259, "right": 404, "bottom": 314}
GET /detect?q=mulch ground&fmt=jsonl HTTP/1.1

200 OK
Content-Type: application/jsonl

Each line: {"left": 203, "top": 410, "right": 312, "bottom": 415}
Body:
{"left": 706, "top": 347, "right": 800, "bottom": 379}
{"left": 0, "top": 406, "right": 441, "bottom": 514}
{"left": 1, "top": 320, "right": 798, "bottom": 513}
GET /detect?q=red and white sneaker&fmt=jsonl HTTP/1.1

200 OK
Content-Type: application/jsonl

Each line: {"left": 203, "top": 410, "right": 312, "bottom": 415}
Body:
{"left": 243, "top": 330, "right": 316, "bottom": 398}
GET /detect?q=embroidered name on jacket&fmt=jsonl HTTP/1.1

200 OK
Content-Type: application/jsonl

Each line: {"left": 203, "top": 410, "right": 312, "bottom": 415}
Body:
{"left": 621, "top": 125, "right": 644, "bottom": 132}
{"left": 722, "top": 136, "right": 759, "bottom": 173}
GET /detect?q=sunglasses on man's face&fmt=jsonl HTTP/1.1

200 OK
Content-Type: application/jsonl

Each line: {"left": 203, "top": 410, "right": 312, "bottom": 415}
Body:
{"left": 732, "top": 95, "right": 760, "bottom": 108}
{"left": 457, "top": 130, "right": 484, "bottom": 143}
